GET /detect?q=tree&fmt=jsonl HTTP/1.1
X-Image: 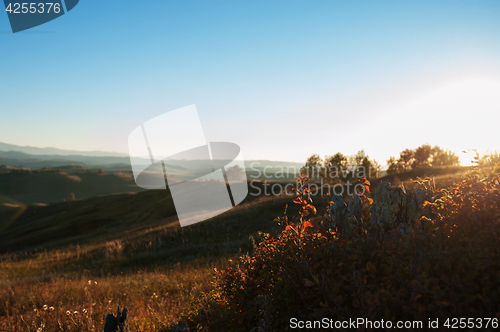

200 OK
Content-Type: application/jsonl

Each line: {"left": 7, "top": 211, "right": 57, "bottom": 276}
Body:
{"left": 386, "top": 156, "right": 400, "bottom": 175}
{"left": 477, "top": 150, "right": 500, "bottom": 167}
{"left": 412, "top": 144, "right": 433, "bottom": 169}
{"left": 359, "top": 156, "right": 381, "bottom": 179}
{"left": 350, "top": 150, "right": 367, "bottom": 167}
{"left": 431, "top": 146, "right": 460, "bottom": 167}
{"left": 300, "top": 154, "right": 323, "bottom": 180}
{"left": 324, "top": 153, "right": 348, "bottom": 182}
{"left": 369, "top": 159, "right": 382, "bottom": 178}
{"left": 345, "top": 150, "right": 380, "bottom": 179}
{"left": 345, "top": 150, "right": 363, "bottom": 179}
{"left": 398, "top": 149, "right": 414, "bottom": 171}
{"left": 388, "top": 145, "right": 460, "bottom": 175}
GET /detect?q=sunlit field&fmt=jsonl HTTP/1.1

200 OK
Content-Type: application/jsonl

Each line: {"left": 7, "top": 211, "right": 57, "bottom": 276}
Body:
{"left": 0, "top": 184, "right": 290, "bottom": 331}
{"left": 2, "top": 154, "right": 499, "bottom": 331}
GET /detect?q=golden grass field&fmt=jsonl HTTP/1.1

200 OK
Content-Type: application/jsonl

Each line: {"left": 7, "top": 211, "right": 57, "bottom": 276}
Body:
{"left": 0, "top": 167, "right": 470, "bottom": 331}
{"left": 0, "top": 180, "right": 291, "bottom": 331}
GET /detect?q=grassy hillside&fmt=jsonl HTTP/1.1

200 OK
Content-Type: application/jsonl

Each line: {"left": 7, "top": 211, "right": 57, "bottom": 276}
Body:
{"left": 0, "top": 181, "right": 289, "bottom": 256}
{"left": 0, "top": 180, "right": 292, "bottom": 331}
{"left": 372, "top": 165, "right": 469, "bottom": 187}
{"left": 0, "top": 166, "right": 475, "bottom": 331}
{"left": 0, "top": 171, "right": 144, "bottom": 205}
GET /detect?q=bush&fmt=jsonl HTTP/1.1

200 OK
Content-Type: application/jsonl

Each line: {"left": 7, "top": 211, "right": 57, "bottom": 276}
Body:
{"left": 187, "top": 170, "right": 500, "bottom": 331}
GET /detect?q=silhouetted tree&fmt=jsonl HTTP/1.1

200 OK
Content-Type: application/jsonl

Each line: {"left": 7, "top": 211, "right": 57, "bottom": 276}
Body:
{"left": 387, "top": 144, "right": 460, "bottom": 174}
{"left": 386, "top": 156, "right": 400, "bottom": 175}
{"left": 399, "top": 149, "right": 415, "bottom": 171}
{"left": 431, "top": 146, "right": 460, "bottom": 167}
{"left": 364, "top": 157, "right": 382, "bottom": 179}
{"left": 346, "top": 150, "right": 380, "bottom": 179}
{"left": 324, "top": 152, "right": 348, "bottom": 182}
{"left": 300, "top": 154, "right": 323, "bottom": 180}
{"left": 412, "top": 144, "right": 433, "bottom": 169}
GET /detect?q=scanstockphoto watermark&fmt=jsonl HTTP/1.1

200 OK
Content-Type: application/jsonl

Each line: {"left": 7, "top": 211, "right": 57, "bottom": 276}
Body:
{"left": 290, "top": 317, "right": 499, "bottom": 330}
{"left": 290, "top": 317, "right": 424, "bottom": 329}
{"left": 248, "top": 161, "right": 379, "bottom": 197}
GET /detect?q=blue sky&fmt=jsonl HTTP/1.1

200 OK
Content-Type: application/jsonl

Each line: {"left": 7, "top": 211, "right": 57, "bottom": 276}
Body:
{"left": 1, "top": 0, "right": 499, "bottom": 165}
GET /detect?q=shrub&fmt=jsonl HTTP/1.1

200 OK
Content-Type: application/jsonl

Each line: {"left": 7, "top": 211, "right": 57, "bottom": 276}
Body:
{"left": 187, "top": 170, "right": 500, "bottom": 331}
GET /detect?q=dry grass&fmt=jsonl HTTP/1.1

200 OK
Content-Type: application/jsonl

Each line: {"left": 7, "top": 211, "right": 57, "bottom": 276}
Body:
{"left": 371, "top": 166, "right": 470, "bottom": 192}
{"left": 0, "top": 167, "right": 469, "bottom": 331}
{"left": 0, "top": 248, "right": 228, "bottom": 332}
{"left": 0, "top": 183, "right": 290, "bottom": 331}
{"left": 389, "top": 172, "right": 464, "bottom": 191}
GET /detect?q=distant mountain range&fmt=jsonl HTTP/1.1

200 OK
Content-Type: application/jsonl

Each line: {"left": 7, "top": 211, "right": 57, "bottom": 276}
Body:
{"left": 0, "top": 142, "right": 128, "bottom": 157}
{"left": 0, "top": 149, "right": 138, "bottom": 170}
{"left": 0, "top": 142, "right": 304, "bottom": 177}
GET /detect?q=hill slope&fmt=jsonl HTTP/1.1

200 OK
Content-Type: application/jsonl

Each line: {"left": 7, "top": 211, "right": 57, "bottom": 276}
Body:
{"left": 0, "top": 171, "right": 145, "bottom": 204}
{"left": 0, "top": 180, "right": 289, "bottom": 259}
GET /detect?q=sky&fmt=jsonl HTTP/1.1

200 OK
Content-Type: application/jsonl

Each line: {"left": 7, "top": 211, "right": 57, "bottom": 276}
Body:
{"left": 1, "top": 0, "right": 499, "bottom": 166}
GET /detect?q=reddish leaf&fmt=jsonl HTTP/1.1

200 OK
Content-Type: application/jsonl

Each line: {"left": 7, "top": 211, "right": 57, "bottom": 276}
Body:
{"left": 302, "top": 221, "right": 313, "bottom": 232}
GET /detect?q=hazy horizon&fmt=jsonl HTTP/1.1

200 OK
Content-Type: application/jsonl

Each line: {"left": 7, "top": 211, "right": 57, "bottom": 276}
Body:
{"left": 0, "top": 138, "right": 492, "bottom": 169}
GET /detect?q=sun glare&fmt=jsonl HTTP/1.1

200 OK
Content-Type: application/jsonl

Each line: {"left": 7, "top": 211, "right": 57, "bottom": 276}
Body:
{"left": 371, "top": 75, "right": 500, "bottom": 166}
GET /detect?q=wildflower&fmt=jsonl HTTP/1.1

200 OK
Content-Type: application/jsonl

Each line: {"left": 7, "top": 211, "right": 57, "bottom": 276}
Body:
{"left": 88, "top": 280, "right": 91, "bottom": 285}
{"left": 43, "top": 304, "right": 48, "bottom": 311}
{"left": 66, "top": 310, "right": 70, "bottom": 316}
{"left": 32, "top": 321, "right": 36, "bottom": 325}
{"left": 94, "top": 281, "right": 97, "bottom": 285}
{"left": 83, "top": 308, "right": 87, "bottom": 314}
{"left": 33, "top": 309, "right": 38, "bottom": 313}
{"left": 73, "top": 311, "right": 78, "bottom": 315}
{"left": 49, "top": 306, "right": 54, "bottom": 311}
{"left": 37, "top": 328, "right": 42, "bottom": 332}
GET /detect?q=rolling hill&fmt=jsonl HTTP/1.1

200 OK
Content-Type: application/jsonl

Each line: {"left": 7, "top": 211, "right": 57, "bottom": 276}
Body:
{"left": 0, "top": 171, "right": 145, "bottom": 204}
{"left": 0, "top": 180, "right": 289, "bottom": 258}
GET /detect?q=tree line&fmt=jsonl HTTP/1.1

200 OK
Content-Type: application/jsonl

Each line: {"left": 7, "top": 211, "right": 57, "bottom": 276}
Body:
{"left": 300, "top": 150, "right": 381, "bottom": 182}
{"left": 300, "top": 144, "right": 497, "bottom": 181}
{"left": 386, "top": 144, "right": 460, "bottom": 175}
